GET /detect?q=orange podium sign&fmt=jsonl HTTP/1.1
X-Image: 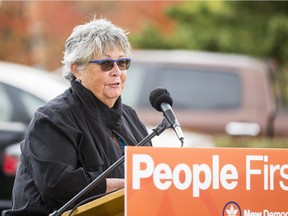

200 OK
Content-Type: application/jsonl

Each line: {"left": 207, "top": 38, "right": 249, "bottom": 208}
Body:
{"left": 125, "top": 147, "right": 288, "bottom": 216}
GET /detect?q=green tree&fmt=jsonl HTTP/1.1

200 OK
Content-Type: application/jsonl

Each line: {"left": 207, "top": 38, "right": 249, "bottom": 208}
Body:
{"left": 134, "top": 1, "right": 288, "bottom": 63}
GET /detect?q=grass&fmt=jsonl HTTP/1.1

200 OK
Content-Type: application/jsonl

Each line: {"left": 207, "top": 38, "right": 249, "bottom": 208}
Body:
{"left": 214, "top": 136, "right": 288, "bottom": 148}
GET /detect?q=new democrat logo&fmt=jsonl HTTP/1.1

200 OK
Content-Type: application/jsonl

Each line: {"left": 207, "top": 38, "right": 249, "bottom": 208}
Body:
{"left": 222, "top": 202, "right": 288, "bottom": 216}
{"left": 223, "top": 201, "right": 242, "bottom": 216}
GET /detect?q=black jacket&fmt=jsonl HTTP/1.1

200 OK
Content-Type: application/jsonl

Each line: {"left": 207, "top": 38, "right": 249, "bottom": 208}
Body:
{"left": 4, "top": 81, "right": 150, "bottom": 215}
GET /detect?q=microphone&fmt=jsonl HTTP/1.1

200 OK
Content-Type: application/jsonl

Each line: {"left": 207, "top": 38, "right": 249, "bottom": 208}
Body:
{"left": 149, "top": 88, "right": 184, "bottom": 146}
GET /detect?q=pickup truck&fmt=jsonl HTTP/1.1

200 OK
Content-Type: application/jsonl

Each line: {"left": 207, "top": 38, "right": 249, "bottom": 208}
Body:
{"left": 122, "top": 50, "right": 288, "bottom": 139}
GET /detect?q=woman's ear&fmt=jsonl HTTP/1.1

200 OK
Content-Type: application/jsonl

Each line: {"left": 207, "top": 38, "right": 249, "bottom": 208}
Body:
{"left": 70, "top": 63, "right": 80, "bottom": 79}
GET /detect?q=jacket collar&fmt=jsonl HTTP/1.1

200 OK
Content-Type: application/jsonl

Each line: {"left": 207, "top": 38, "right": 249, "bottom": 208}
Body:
{"left": 71, "top": 80, "right": 123, "bottom": 129}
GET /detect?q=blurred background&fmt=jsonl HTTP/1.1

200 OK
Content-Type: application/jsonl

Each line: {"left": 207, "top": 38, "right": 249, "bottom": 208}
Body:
{"left": 1, "top": 1, "right": 288, "bottom": 145}
{"left": 1, "top": 0, "right": 288, "bottom": 210}
{"left": 1, "top": 0, "right": 288, "bottom": 145}
{"left": 0, "top": 1, "right": 178, "bottom": 70}
{"left": 0, "top": 1, "right": 287, "bottom": 73}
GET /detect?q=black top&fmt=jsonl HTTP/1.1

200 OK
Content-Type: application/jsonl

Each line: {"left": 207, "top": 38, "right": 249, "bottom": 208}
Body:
{"left": 5, "top": 81, "right": 150, "bottom": 216}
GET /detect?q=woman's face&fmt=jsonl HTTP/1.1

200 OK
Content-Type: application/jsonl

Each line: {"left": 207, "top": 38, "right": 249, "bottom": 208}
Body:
{"left": 73, "top": 49, "right": 128, "bottom": 108}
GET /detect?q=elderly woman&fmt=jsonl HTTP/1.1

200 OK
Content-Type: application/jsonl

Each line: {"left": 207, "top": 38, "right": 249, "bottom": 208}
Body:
{"left": 3, "top": 18, "right": 151, "bottom": 216}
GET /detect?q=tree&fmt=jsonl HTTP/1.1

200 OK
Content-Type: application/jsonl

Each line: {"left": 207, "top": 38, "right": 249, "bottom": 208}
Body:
{"left": 134, "top": 1, "right": 288, "bottom": 64}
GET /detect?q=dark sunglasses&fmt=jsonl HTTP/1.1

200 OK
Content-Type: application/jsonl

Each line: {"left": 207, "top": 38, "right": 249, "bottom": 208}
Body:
{"left": 88, "top": 58, "right": 131, "bottom": 72}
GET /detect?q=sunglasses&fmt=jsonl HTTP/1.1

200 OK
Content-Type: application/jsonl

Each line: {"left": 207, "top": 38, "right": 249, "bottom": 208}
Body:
{"left": 88, "top": 58, "right": 131, "bottom": 72}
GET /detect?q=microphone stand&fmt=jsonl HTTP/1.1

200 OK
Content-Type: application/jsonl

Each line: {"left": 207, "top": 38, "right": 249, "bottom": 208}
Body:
{"left": 49, "top": 119, "right": 168, "bottom": 216}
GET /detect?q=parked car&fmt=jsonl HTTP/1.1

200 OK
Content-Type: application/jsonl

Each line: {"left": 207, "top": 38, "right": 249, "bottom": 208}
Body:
{"left": 0, "top": 61, "right": 68, "bottom": 211}
{"left": 121, "top": 50, "right": 288, "bottom": 139}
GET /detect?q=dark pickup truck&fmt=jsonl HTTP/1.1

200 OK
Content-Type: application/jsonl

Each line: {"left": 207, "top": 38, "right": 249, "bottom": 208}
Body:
{"left": 122, "top": 50, "right": 288, "bottom": 139}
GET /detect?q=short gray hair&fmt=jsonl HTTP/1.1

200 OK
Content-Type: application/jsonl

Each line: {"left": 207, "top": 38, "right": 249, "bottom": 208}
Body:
{"left": 62, "top": 18, "right": 131, "bottom": 81}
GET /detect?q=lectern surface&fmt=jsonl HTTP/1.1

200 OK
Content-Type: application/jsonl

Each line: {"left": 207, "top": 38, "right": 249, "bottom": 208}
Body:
{"left": 62, "top": 189, "right": 124, "bottom": 216}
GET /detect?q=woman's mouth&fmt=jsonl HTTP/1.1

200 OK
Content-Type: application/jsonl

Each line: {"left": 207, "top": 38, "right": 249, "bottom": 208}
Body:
{"left": 108, "top": 82, "right": 120, "bottom": 88}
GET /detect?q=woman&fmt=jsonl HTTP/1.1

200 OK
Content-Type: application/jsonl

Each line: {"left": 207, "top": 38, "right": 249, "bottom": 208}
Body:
{"left": 3, "top": 18, "right": 151, "bottom": 215}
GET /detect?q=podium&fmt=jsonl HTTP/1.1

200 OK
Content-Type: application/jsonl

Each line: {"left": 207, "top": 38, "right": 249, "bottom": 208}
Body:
{"left": 62, "top": 189, "right": 124, "bottom": 216}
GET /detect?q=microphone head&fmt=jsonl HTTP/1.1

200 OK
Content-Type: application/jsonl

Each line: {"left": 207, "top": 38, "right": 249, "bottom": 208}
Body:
{"left": 149, "top": 88, "right": 173, "bottom": 112}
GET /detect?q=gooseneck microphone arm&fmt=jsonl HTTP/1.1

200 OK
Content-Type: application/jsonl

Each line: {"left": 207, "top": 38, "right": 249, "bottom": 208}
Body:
{"left": 49, "top": 120, "right": 168, "bottom": 216}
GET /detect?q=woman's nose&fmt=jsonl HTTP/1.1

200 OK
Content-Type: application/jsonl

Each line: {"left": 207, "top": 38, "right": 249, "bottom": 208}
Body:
{"left": 111, "top": 62, "right": 121, "bottom": 76}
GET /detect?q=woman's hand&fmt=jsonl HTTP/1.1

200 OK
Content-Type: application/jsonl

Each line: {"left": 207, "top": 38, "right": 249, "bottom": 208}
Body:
{"left": 106, "top": 178, "right": 125, "bottom": 193}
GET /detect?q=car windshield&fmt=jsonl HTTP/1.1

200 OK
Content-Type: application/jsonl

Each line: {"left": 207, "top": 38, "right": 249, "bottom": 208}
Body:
{"left": 122, "top": 63, "right": 241, "bottom": 110}
{"left": 0, "top": 82, "right": 45, "bottom": 123}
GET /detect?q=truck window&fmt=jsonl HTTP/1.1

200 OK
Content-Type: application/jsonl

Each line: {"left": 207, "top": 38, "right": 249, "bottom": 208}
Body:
{"left": 123, "top": 64, "right": 241, "bottom": 111}
{"left": 160, "top": 67, "right": 241, "bottom": 110}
